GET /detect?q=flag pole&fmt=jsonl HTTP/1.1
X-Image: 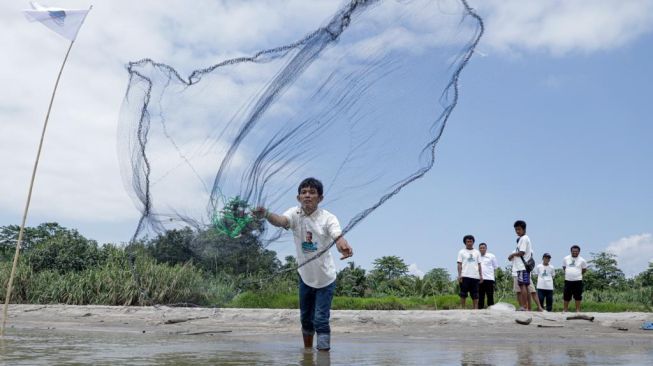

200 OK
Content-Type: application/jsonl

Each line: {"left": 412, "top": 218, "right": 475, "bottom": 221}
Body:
{"left": 1, "top": 39, "right": 76, "bottom": 337}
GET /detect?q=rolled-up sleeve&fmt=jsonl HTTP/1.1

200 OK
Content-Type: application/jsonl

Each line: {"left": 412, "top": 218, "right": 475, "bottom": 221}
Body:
{"left": 282, "top": 207, "right": 297, "bottom": 231}
{"left": 326, "top": 214, "right": 342, "bottom": 241}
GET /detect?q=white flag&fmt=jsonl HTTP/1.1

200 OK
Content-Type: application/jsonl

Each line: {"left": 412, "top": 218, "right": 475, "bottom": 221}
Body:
{"left": 23, "top": 2, "right": 91, "bottom": 41}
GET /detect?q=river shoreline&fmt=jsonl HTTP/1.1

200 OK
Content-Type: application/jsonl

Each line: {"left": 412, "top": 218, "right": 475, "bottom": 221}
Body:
{"left": 4, "top": 304, "right": 652, "bottom": 344}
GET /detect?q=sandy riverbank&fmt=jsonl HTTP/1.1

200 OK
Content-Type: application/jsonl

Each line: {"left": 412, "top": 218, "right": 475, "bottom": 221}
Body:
{"left": 3, "top": 304, "right": 652, "bottom": 344}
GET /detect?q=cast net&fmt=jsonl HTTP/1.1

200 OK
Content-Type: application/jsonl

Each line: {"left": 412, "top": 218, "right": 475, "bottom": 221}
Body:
{"left": 118, "top": 0, "right": 483, "bottom": 301}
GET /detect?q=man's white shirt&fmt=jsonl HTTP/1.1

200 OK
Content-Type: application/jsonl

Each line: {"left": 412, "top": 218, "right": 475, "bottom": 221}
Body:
{"left": 480, "top": 252, "right": 499, "bottom": 281}
{"left": 283, "top": 207, "right": 342, "bottom": 288}
{"left": 511, "top": 235, "right": 532, "bottom": 272}
{"left": 533, "top": 263, "right": 555, "bottom": 290}
{"left": 457, "top": 248, "right": 481, "bottom": 279}
{"left": 562, "top": 255, "right": 587, "bottom": 281}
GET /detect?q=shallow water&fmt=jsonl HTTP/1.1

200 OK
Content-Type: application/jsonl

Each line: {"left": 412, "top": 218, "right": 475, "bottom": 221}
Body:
{"left": 1, "top": 329, "right": 651, "bottom": 365}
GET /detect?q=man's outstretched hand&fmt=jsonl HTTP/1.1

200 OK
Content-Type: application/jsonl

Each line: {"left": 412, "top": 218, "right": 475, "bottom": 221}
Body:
{"left": 336, "top": 238, "right": 353, "bottom": 260}
{"left": 251, "top": 207, "right": 267, "bottom": 219}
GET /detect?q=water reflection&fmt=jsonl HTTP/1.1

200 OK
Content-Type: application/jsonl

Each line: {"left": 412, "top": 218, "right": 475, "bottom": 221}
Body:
{"left": 566, "top": 348, "right": 587, "bottom": 365}
{"left": 0, "top": 329, "right": 650, "bottom": 365}
{"left": 516, "top": 344, "right": 534, "bottom": 365}
{"left": 300, "top": 349, "right": 331, "bottom": 366}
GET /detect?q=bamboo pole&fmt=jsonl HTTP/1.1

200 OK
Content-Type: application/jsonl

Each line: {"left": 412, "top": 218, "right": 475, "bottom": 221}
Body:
{"left": 1, "top": 40, "right": 76, "bottom": 336}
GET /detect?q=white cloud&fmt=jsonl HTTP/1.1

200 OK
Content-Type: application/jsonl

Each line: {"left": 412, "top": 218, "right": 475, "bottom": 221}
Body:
{"left": 0, "top": 0, "right": 477, "bottom": 232}
{"left": 476, "top": 0, "right": 653, "bottom": 56}
{"left": 408, "top": 263, "right": 425, "bottom": 279}
{"left": 605, "top": 233, "right": 653, "bottom": 277}
{"left": 0, "top": 0, "right": 340, "bottom": 227}
{"left": 3, "top": 0, "right": 653, "bottom": 244}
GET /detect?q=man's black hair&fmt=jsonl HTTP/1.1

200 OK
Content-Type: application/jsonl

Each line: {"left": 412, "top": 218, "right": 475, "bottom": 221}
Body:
{"left": 298, "top": 177, "right": 323, "bottom": 196}
{"left": 463, "top": 234, "right": 475, "bottom": 244}
{"left": 479, "top": 242, "right": 487, "bottom": 248}
{"left": 514, "top": 220, "right": 527, "bottom": 230}
{"left": 570, "top": 245, "right": 581, "bottom": 252}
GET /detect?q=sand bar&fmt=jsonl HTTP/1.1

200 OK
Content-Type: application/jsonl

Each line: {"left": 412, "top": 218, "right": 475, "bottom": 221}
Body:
{"left": 4, "top": 304, "right": 652, "bottom": 345}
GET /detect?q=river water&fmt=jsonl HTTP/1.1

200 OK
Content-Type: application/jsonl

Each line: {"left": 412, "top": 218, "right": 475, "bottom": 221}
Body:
{"left": 1, "top": 328, "right": 651, "bottom": 365}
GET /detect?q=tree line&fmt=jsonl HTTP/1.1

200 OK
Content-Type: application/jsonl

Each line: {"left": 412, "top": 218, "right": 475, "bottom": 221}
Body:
{"left": 1, "top": 222, "right": 651, "bottom": 308}
{"left": 336, "top": 253, "right": 653, "bottom": 298}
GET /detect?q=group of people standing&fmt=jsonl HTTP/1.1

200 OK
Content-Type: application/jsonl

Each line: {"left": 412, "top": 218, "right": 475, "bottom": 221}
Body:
{"left": 457, "top": 220, "right": 589, "bottom": 312}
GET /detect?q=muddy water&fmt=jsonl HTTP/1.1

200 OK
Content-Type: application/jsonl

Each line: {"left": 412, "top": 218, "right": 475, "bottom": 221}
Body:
{"left": 0, "top": 329, "right": 651, "bottom": 365}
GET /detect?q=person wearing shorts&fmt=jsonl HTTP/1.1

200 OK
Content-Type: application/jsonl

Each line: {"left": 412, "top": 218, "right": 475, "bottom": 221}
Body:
{"left": 562, "top": 245, "right": 587, "bottom": 313}
{"left": 508, "top": 220, "right": 532, "bottom": 311}
{"left": 512, "top": 275, "right": 544, "bottom": 311}
{"left": 457, "top": 235, "right": 483, "bottom": 309}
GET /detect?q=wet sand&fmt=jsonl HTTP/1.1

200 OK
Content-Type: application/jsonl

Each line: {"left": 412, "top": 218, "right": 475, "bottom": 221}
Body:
{"left": 1, "top": 305, "right": 652, "bottom": 365}
{"left": 3, "top": 304, "right": 651, "bottom": 342}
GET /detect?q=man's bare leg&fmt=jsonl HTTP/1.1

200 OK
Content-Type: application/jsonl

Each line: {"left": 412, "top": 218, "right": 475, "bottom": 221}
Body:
{"left": 531, "top": 292, "right": 544, "bottom": 311}
{"left": 519, "top": 285, "right": 529, "bottom": 310}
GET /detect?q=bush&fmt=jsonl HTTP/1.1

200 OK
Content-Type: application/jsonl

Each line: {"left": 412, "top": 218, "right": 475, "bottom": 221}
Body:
{"left": 26, "top": 228, "right": 101, "bottom": 273}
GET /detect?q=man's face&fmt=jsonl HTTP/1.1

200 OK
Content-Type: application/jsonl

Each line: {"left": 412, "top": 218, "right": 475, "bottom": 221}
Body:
{"left": 306, "top": 231, "right": 313, "bottom": 242}
{"left": 464, "top": 239, "right": 474, "bottom": 249}
{"left": 297, "top": 187, "right": 322, "bottom": 213}
{"left": 571, "top": 248, "right": 580, "bottom": 257}
{"left": 543, "top": 257, "right": 550, "bottom": 265}
{"left": 479, "top": 245, "right": 487, "bottom": 255}
{"left": 514, "top": 226, "right": 525, "bottom": 237}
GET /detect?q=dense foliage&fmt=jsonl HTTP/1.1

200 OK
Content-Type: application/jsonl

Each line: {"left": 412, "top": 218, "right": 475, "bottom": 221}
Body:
{"left": 1, "top": 223, "right": 651, "bottom": 311}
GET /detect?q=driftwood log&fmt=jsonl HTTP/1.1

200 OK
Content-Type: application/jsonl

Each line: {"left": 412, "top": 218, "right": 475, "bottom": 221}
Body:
{"left": 163, "top": 316, "right": 209, "bottom": 324}
{"left": 566, "top": 315, "right": 594, "bottom": 322}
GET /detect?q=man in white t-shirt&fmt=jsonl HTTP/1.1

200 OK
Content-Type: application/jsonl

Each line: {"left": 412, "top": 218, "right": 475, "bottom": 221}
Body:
{"left": 478, "top": 243, "right": 499, "bottom": 309}
{"left": 562, "top": 245, "right": 588, "bottom": 313}
{"left": 533, "top": 253, "right": 555, "bottom": 312}
{"left": 457, "top": 235, "right": 483, "bottom": 309}
{"left": 256, "top": 177, "right": 353, "bottom": 351}
{"left": 508, "top": 220, "right": 532, "bottom": 311}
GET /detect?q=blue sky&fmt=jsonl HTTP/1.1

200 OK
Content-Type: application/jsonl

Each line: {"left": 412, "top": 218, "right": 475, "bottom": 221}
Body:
{"left": 1, "top": 0, "right": 652, "bottom": 278}
{"left": 341, "top": 32, "right": 653, "bottom": 277}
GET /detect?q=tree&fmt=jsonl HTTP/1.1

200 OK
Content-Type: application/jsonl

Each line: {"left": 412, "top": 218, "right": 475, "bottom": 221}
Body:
{"left": 369, "top": 256, "right": 408, "bottom": 281}
{"left": 588, "top": 252, "right": 626, "bottom": 291}
{"left": 191, "top": 227, "right": 280, "bottom": 276}
{"left": 553, "top": 267, "right": 566, "bottom": 294}
{"left": 421, "top": 268, "right": 452, "bottom": 296}
{"left": 635, "top": 261, "right": 653, "bottom": 287}
{"left": 146, "top": 227, "right": 197, "bottom": 265}
{"left": 367, "top": 256, "right": 415, "bottom": 296}
{"left": 141, "top": 196, "right": 280, "bottom": 277}
{"left": 494, "top": 266, "right": 515, "bottom": 295}
{"left": 26, "top": 226, "right": 102, "bottom": 273}
{"left": 0, "top": 222, "right": 71, "bottom": 259}
{"left": 278, "top": 255, "right": 299, "bottom": 283}
{"left": 336, "top": 261, "right": 367, "bottom": 297}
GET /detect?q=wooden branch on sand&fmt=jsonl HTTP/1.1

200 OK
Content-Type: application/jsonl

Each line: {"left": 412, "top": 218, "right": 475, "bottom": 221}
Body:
{"left": 181, "top": 330, "right": 233, "bottom": 335}
{"left": 566, "top": 315, "right": 594, "bottom": 322}
{"left": 163, "top": 316, "right": 209, "bottom": 324}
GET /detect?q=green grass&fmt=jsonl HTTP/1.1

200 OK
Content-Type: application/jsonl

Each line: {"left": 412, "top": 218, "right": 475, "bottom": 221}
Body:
{"left": 228, "top": 294, "right": 464, "bottom": 310}
{"left": 225, "top": 291, "right": 651, "bottom": 312}
{"left": 2, "top": 256, "right": 650, "bottom": 312}
{"left": 333, "top": 295, "right": 461, "bottom": 310}
{"left": 0, "top": 256, "right": 209, "bottom": 306}
{"left": 229, "top": 291, "right": 299, "bottom": 308}
{"left": 487, "top": 291, "right": 652, "bottom": 312}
